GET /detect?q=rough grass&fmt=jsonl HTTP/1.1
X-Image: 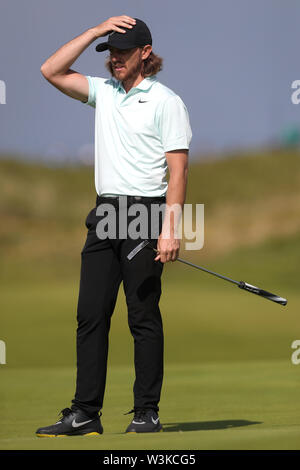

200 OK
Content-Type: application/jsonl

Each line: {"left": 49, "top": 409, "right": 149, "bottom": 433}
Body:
{"left": 1, "top": 149, "right": 300, "bottom": 262}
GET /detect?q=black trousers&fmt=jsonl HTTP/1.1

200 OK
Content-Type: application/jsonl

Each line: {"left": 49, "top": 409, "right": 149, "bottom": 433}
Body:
{"left": 71, "top": 194, "right": 165, "bottom": 417}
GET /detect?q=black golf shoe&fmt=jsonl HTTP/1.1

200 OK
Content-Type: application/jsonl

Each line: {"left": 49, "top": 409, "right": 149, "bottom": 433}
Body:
{"left": 125, "top": 408, "right": 163, "bottom": 433}
{"left": 36, "top": 407, "right": 103, "bottom": 437}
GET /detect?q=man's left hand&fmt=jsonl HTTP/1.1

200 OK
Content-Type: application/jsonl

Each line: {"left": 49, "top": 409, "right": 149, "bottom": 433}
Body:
{"left": 154, "top": 235, "right": 180, "bottom": 263}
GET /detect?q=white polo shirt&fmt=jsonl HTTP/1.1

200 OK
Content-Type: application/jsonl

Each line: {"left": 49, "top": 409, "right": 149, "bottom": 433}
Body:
{"left": 84, "top": 74, "right": 192, "bottom": 197}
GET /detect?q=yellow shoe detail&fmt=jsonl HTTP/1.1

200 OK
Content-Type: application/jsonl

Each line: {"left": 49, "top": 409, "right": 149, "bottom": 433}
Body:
{"left": 36, "top": 432, "right": 101, "bottom": 438}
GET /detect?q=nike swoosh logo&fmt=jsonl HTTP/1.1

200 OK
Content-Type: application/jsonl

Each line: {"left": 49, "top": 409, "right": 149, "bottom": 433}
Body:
{"left": 138, "top": 99, "right": 148, "bottom": 103}
{"left": 151, "top": 417, "right": 160, "bottom": 425}
{"left": 72, "top": 418, "right": 93, "bottom": 428}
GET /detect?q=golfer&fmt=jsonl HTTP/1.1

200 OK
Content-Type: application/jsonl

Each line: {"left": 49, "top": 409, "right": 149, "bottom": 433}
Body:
{"left": 36, "top": 15, "right": 192, "bottom": 436}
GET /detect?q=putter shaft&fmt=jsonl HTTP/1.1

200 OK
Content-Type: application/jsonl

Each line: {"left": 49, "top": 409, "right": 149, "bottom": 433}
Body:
{"left": 152, "top": 246, "right": 238, "bottom": 285}
{"left": 126, "top": 240, "right": 287, "bottom": 306}
{"left": 151, "top": 246, "right": 287, "bottom": 306}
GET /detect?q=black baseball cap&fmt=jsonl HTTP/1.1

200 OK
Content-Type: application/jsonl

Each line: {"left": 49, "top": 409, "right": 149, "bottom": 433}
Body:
{"left": 95, "top": 18, "right": 152, "bottom": 52}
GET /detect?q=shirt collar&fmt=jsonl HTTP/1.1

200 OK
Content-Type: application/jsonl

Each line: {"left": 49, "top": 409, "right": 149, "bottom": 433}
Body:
{"left": 115, "top": 75, "right": 157, "bottom": 93}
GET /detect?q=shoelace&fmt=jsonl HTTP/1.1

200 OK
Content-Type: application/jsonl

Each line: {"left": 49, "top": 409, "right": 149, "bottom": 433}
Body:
{"left": 59, "top": 408, "right": 73, "bottom": 419}
{"left": 58, "top": 407, "right": 102, "bottom": 419}
{"left": 124, "top": 409, "right": 148, "bottom": 421}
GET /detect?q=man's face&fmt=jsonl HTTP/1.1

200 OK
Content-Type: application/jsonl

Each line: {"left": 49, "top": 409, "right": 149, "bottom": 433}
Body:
{"left": 108, "top": 46, "right": 143, "bottom": 81}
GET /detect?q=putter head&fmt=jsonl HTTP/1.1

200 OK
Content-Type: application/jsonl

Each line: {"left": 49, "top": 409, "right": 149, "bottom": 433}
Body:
{"left": 127, "top": 240, "right": 150, "bottom": 261}
{"left": 238, "top": 281, "right": 287, "bottom": 306}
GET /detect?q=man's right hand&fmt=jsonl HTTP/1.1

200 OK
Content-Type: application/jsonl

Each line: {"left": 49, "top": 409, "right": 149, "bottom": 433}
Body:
{"left": 40, "top": 15, "right": 136, "bottom": 103}
{"left": 92, "top": 16, "right": 136, "bottom": 38}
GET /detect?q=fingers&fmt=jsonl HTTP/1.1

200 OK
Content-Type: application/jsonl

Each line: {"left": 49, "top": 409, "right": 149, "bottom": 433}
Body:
{"left": 96, "top": 16, "right": 136, "bottom": 38}
{"left": 111, "top": 26, "right": 127, "bottom": 34}
{"left": 120, "top": 15, "right": 136, "bottom": 24}
{"left": 154, "top": 237, "right": 180, "bottom": 263}
{"left": 154, "top": 248, "right": 179, "bottom": 263}
{"left": 110, "top": 16, "right": 136, "bottom": 33}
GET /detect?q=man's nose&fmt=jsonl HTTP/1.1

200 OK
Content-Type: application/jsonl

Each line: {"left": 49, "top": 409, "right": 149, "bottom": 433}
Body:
{"left": 110, "top": 51, "right": 122, "bottom": 62}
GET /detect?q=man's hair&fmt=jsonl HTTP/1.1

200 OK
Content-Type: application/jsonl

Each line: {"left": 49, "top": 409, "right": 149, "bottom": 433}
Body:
{"left": 105, "top": 49, "right": 163, "bottom": 78}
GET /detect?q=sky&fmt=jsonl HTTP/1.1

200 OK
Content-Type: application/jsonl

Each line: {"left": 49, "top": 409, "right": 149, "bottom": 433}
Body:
{"left": 1, "top": 0, "right": 300, "bottom": 162}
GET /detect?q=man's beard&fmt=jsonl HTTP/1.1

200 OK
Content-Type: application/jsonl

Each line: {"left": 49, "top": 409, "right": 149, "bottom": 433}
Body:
{"left": 106, "top": 57, "right": 144, "bottom": 81}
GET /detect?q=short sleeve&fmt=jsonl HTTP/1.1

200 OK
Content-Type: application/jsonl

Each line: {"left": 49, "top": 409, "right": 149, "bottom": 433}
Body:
{"left": 84, "top": 76, "right": 106, "bottom": 108}
{"left": 156, "top": 95, "right": 192, "bottom": 152}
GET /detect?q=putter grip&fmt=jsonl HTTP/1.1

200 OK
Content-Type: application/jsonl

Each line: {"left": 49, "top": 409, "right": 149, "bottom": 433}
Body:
{"left": 238, "top": 281, "right": 287, "bottom": 306}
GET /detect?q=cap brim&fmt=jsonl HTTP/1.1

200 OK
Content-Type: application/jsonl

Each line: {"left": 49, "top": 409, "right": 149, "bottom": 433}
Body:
{"left": 95, "top": 42, "right": 109, "bottom": 52}
{"left": 95, "top": 42, "right": 140, "bottom": 52}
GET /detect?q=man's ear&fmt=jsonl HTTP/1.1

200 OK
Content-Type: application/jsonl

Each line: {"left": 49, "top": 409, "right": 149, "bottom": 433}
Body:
{"left": 141, "top": 45, "right": 152, "bottom": 60}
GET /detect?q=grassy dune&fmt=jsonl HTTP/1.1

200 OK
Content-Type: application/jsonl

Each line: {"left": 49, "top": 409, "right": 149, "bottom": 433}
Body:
{"left": 0, "top": 150, "right": 300, "bottom": 450}
{"left": 1, "top": 149, "right": 300, "bottom": 265}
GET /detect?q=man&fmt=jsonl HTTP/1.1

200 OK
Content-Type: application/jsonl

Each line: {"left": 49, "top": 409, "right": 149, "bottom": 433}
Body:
{"left": 36, "top": 15, "right": 192, "bottom": 436}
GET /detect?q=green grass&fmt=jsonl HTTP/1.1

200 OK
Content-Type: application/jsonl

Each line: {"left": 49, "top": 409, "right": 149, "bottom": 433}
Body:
{"left": 1, "top": 152, "right": 300, "bottom": 450}
{"left": 0, "top": 276, "right": 297, "bottom": 369}
{"left": 1, "top": 361, "right": 299, "bottom": 450}
{"left": 1, "top": 275, "right": 299, "bottom": 449}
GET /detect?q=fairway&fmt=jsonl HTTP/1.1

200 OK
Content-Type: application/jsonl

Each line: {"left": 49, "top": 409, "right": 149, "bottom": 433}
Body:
{"left": 1, "top": 155, "right": 300, "bottom": 450}
{"left": 1, "top": 275, "right": 299, "bottom": 450}
{"left": 1, "top": 361, "right": 299, "bottom": 450}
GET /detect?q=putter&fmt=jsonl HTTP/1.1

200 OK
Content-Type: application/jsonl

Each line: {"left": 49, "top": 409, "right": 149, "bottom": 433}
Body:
{"left": 127, "top": 240, "right": 288, "bottom": 306}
